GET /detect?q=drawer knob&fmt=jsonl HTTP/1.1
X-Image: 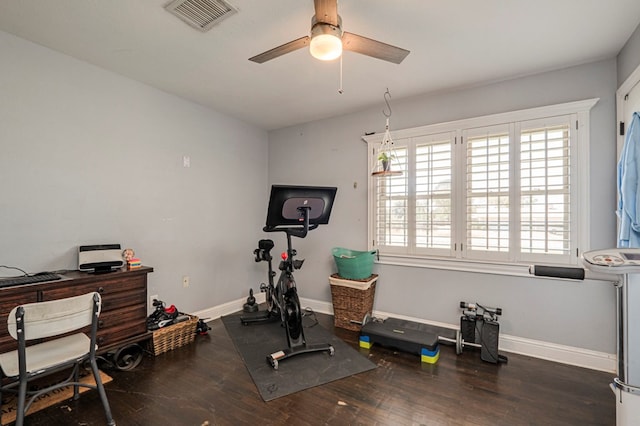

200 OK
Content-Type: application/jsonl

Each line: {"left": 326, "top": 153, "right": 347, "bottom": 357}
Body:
{"left": 98, "top": 287, "right": 105, "bottom": 293}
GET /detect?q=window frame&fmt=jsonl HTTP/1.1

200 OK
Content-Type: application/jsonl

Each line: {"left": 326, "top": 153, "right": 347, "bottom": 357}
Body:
{"left": 363, "top": 99, "right": 598, "bottom": 277}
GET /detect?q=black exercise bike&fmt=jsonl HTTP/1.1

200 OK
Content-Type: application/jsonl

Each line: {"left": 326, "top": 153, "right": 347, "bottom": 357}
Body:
{"left": 240, "top": 185, "right": 337, "bottom": 369}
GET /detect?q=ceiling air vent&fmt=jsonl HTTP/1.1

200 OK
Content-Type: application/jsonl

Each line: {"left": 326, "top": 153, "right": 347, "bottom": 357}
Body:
{"left": 165, "top": 0, "right": 238, "bottom": 32}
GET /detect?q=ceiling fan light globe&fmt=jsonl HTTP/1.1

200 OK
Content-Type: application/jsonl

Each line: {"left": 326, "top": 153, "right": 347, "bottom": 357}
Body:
{"left": 310, "top": 33, "right": 342, "bottom": 60}
{"left": 309, "top": 20, "right": 343, "bottom": 61}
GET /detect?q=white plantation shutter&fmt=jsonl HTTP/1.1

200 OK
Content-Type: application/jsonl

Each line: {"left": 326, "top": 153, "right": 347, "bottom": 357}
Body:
{"left": 374, "top": 147, "right": 408, "bottom": 249}
{"left": 415, "top": 135, "right": 453, "bottom": 255}
{"left": 464, "top": 126, "right": 511, "bottom": 261}
{"left": 519, "top": 117, "right": 575, "bottom": 263}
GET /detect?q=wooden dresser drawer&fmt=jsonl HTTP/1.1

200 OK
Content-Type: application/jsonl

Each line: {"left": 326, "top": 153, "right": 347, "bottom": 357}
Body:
{"left": 98, "top": 303, "right": 147, "bottom": 335}
{"left": 0, "top": 286, "right": 40, "bottom": 353}
{"left": 41, "top": 275, "right": 146, "bottom": 303}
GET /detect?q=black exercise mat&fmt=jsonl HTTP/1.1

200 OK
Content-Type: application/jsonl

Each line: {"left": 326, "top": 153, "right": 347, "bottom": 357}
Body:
{"left": 221, "top": 311, "right": 377, "bottom": 401}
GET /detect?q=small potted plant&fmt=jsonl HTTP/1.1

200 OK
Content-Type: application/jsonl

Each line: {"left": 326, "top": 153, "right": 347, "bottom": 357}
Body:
{"left": 378, "top": 152, "right": 394, "bottom": 171}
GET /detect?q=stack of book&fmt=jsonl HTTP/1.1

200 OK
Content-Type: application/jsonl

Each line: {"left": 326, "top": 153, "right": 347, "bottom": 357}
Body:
{"left": 127, "top": 258, "right": 142, "bottom": 269}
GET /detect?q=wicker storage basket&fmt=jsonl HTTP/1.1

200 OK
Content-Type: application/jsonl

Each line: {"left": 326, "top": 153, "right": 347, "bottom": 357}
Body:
{"left": 151, "top": 315, "right": 198, "bottom": 355}
{"left": 329, "top": 273, "right": 378, "bottom": 331}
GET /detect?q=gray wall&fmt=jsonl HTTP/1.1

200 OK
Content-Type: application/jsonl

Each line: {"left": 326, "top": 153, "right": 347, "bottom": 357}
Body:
{"left": 0, "top": 25, "right": 630, "bottom": 354}
{"left": 618, "top": 21, "right": 640, "bottom": 85}
{"left": 268, "top": 59, "right": 618, "bottom": 353}
{"left": 0, "top": 30, "right": 268, "bottom": 313}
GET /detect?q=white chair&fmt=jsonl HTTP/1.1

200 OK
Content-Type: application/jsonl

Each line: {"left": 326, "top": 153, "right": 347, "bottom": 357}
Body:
{"left": 0, "top": 292, "right": 115, "bottom": 425}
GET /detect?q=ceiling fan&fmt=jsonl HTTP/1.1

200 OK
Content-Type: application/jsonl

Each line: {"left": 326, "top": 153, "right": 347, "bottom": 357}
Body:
{"left": 249, "top": 0, "right": 410, "bottom": 64}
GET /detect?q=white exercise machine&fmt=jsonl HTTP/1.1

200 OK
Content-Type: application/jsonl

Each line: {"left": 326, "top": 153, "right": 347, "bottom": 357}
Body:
{"left": 582, "top": 248, "right": 640, "bottom": 425}
{"left": 531, "top": 248, "right": 640, "bottom": 424}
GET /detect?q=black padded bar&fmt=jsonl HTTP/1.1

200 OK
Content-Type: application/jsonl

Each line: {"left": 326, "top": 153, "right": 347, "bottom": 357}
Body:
{"left": 529, "top": 265, "right": 585, "bottom": 280}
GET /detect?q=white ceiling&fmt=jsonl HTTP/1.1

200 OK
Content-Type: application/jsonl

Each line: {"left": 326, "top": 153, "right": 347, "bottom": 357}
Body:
{"left": 1, "top": 0, "right": 640, "bottom": 131}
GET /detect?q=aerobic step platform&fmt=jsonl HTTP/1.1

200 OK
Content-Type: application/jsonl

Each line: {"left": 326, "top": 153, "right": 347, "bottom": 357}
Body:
{"left": 360, "top": 317, "right": 440, "bottom": 363}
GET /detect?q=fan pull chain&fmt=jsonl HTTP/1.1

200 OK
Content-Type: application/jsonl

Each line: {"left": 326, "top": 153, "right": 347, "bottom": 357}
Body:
{"left": 338, "top": 54, "right": 344, "bottom": 94}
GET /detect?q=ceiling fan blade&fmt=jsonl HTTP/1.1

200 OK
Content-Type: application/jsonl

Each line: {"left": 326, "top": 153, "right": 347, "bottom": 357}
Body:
{"left": 314, "top": 0, "right": 338, "bottom": 26}
{"left": 249, "top": 36, "right": 311, "bottom": 63}
{"left": 342, "top": 32, "right": 410, "bottom": 64}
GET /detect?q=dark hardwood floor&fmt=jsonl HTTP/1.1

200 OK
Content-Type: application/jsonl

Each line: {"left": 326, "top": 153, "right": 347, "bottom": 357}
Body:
{"left": 21, "top": 313, "right": 614, "bottom": 425}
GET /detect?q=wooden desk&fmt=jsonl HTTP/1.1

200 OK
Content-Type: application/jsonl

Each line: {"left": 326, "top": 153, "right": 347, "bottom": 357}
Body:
{"left": 0, "top": 266, "right": 153, "bottom": 354}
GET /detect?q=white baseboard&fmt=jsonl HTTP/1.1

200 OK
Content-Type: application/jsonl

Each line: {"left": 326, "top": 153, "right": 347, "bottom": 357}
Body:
{"left": 197, "top": 295, "right": 616, "bottom": 373}
{"left": 497, "top": 334, "right": 616, "bottom": 373}
{"left": 193, "top": 292, "right": 266, "bottom": 322}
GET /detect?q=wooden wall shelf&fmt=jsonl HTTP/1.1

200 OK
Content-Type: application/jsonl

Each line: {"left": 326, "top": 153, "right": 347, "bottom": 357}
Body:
{"left": 371, "top": 170, "right": 403, "bottom": 177}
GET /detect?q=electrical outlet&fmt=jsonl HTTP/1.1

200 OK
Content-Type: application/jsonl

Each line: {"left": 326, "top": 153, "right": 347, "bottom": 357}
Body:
{"left": 182, "top": 276, "right": 189, "bottom": 288}
{"left": 150, "top": 294, "right": 159, "bottom": 305}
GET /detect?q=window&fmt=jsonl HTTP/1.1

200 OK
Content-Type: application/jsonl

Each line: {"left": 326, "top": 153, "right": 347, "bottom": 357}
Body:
{"left": 364, "top": 100, "right": 597, "bottom": 275}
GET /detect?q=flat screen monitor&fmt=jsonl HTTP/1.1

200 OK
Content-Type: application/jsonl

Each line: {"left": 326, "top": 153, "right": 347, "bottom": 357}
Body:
{"left": 265, "top": 185, "right": 337, "bottom": 229}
